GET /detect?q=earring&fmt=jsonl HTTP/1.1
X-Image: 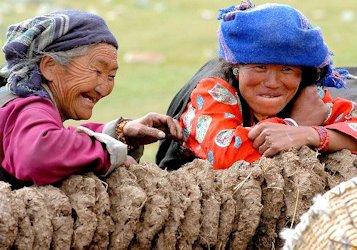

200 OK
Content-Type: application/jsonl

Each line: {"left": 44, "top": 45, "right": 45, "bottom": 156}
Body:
{"left": 232, "top": 68, "right": 239, "bottom": 75}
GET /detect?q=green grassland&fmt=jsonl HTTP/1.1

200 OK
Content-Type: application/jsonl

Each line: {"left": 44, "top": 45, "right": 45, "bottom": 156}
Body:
{"left": 0, "top": 0, "right": 356, "bottom": 162}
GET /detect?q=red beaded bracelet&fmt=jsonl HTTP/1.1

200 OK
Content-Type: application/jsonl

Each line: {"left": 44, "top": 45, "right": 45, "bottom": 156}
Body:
{"left": 311, "top": 126, "right": 329, "bottom": 152}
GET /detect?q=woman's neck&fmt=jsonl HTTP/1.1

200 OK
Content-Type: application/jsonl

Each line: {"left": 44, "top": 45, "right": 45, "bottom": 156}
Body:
{"left": 254, "top": 113, "right": 269, "bottom": 122}
{"left": 41, "top": 83, "right": 66, "bottom": 121}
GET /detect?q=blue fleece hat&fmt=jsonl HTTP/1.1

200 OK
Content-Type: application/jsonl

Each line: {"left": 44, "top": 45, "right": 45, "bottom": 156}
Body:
{"left": 218, "top": 1, "right": 348, "bottom": 88}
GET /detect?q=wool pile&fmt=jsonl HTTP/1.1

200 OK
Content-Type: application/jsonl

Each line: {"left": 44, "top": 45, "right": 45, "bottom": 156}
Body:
{"left": 0, "top": 146, "right": 356, "bottom": 250}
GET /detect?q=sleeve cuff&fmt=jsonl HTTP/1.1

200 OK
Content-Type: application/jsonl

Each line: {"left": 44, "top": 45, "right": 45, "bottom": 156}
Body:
{"left": 102, "top": 118, "right": 122, "bottom": 138}
{"left": 76, "top": 126, "right": 127, "bottom": 177}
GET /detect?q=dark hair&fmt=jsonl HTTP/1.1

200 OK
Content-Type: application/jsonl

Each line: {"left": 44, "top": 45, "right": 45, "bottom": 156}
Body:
{"left": 300, "top": 67, "right": 324, "bottom": 88}
{"left": 0, "top": 77, "right": 6, "bottom": 87}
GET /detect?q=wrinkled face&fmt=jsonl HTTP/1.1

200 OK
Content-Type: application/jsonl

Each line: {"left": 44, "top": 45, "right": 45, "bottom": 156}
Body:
{"left": 238, "top": 64, "right": 302, "bottom": 117}
{"left": 48, "top": 43, "right": 118, "bottom": 120}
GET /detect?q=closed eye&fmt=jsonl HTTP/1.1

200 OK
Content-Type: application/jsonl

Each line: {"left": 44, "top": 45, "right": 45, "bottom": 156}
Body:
{"left": 253, "top": 64, "right": 267, "bottom": 72}
{"left": 282, "top": 66, "right": 302, "bottom": 74}
{"left": 282, "top": 67, "right": 293, "bottom": 72}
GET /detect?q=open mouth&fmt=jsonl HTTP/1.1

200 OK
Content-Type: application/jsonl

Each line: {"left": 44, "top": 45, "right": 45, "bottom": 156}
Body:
{"left": 82, "top": 94, "right": 98, "bottom": 105}
{"left": 259, "top": 94, "right": 280, "bottom": 98}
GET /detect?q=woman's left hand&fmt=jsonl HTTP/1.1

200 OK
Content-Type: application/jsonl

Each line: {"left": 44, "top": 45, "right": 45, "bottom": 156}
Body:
{"left": 290, "top": 86, "right": 328, "bottom": 126}
{"left": 123, "top": 112, "right": 184, "bottom": 145}
{"left": 248, "top": 122, "right": 314, "bottom": 157}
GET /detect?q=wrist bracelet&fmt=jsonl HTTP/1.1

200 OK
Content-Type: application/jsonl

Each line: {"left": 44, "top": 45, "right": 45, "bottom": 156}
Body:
{"left": 311, "top": 126, "right": 329, "bottom": 152}
{"left": 115, "top": 119, "right": 134, "bottom": 151}
{"left": 283, "top": 118, "right": 299, "bottom": 127}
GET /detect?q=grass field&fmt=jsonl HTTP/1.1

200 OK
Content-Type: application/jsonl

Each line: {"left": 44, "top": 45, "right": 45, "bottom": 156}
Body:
{"left": 0, "top": 0, "right": 356, "bottom": 162}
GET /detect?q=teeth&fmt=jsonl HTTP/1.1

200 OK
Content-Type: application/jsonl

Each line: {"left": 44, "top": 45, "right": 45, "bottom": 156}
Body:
{"left": 84, "top": 96, "right": 95, "bottom": 103}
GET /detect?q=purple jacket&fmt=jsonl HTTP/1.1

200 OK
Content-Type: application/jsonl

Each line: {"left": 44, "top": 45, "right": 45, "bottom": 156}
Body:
{"left": 0, "top": 96, "right": 111, "bottom": 185}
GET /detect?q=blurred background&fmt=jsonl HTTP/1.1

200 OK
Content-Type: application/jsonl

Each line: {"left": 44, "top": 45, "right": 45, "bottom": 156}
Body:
{"left": 0, "top": 0, "right": 356, "bottom": 162}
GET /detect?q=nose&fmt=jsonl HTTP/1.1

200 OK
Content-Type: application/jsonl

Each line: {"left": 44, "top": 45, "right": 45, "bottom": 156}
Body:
{"left": 95, "top": 78, "right": 114, "bottom": 97}
{"left": 263, "top": 70, "right": 281, "bottom": 89}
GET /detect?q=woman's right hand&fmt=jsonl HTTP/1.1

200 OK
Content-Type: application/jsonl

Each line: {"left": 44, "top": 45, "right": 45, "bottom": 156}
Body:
{"left": 248, "top": 122, "right": 320, "bottom": 157}
{"left": 290, "top": 86, "right": 329, "bottom": 126}
{"left": 123, "top": 112, "right": 184, "bottom": 146}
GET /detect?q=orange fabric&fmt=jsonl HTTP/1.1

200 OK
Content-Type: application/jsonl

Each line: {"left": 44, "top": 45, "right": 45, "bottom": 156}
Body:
{"left": 180, "top": 77, "right": 357, "bottom": 169}
{"left": 322, "top": 90, "right": 357, "bottom": 139}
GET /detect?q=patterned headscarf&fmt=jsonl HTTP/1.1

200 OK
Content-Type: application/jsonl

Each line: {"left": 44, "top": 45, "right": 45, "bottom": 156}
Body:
{"left": 217, "top": 1, "right": 348, "bottom": 88}
{"left": 1, "top": 10, "right": 118, "bottom": 98}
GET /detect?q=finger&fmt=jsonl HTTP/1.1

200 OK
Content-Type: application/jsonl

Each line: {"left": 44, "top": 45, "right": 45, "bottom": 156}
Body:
{"left": 146, "top": 112, "right": 169, "bottom": 127}
{"left": 248, "top": 123, "right": 269, "bottom": 141}
{"left": 167, "top": 118, "right": 183, "bottom": 140}
{"left": 163, "top": 117, "right": 177, "bottom": 135}
{"left": 262, "top": 139, "right": 282, "bottom": 157}
{"left": 147, "top": 114, "right": 183, "bottom": 140}
{"left": 140, "top": 126, "right": 166, "bottom": 140}
{"left": 258, "top": 136, "right": 271, "bottom": 154}
{"left": 137, "top": 112, "right": 160, "bottom": 127}
{"left": 248, "top": 124, "right": 263, "bottom": 140}
{"left": 262, "top": 147, "right": 277, "bottom": 157}
{"left": 250, "top": 125, "right": 269, "bottom": 148}
{"left": 306, "top": 85, "right": 317, "bottom": 92}
{"left": 253, "top": 134, "right": 266, "bottom": 149}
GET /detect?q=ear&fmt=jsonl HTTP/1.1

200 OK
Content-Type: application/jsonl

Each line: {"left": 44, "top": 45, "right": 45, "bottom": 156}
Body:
{"left": 39, "top": 55, "right": 57, "bottom": 82}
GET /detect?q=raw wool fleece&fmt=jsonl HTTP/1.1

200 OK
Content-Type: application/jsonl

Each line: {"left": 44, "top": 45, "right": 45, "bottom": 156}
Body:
{"left": 0, "top": 146, "right": 356, "bottom": 250}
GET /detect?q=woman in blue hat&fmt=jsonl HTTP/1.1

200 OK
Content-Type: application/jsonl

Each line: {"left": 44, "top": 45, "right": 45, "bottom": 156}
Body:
{"left": 0, "top": 10, "right": 183, "bottom": 187}
{"left": 157, "top": 1, "right": 357, "bottom": 170}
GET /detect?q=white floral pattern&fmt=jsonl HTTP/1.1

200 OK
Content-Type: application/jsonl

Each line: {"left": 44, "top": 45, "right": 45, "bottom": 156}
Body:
{"left": 183, "top": 104, "right": 195, "bottom": 135}
{"left": 208, "top": 83, "right": 238, "bottom": 105}
{"left": 215, "top": 129, "right": 234, "bottom": 147}
{"left": 207, "top": 150, "right": 214, "bottom": 164}
{"left": 324, "top": 103, "right": 333, "bottom": 122}
{"left": 224, "top": 112, "right": 236, "bottom": 118}
{"left": 234, "top": 136, "right": 242, "bottom": 148}
{"left": 348, "top": 122, "right": 357, "bottom": 132}
{"left": 197, "top": 95, "right": 204, "bottom": 110}
{"left": 196, "top": 115, "right": 212, "bottom": 143}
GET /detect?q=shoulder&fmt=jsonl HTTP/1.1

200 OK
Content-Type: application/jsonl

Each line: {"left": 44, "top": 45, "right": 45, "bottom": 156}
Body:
{"left": 198, "top": 77, "right": 235, "bottom": 90}
{"left": 322, "top": 88, "right": 355, "bottom": 106}
{"left": 4, "top": 96, "right": 55, "bottom": 110}
{"left": 1, "top": 96, "right": 61, "bottom": 121}
{"left": 326, "top": 75, "right": 357, "bottom": 102}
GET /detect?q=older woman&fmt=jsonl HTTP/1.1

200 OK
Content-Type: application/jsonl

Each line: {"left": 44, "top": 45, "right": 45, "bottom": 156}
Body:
{"left": 0, "top": 10, "right": 183, "bottom": 187}
{"left": 157, "top": 1, "right": 357, "bottom": 170}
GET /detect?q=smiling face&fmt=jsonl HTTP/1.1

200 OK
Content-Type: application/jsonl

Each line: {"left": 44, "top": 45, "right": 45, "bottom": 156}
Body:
{"left": 238, "top": 64, "right": 302, "bottom": 117}
{"left": 45, "top": 43, "right": 118, "bottom": 121}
